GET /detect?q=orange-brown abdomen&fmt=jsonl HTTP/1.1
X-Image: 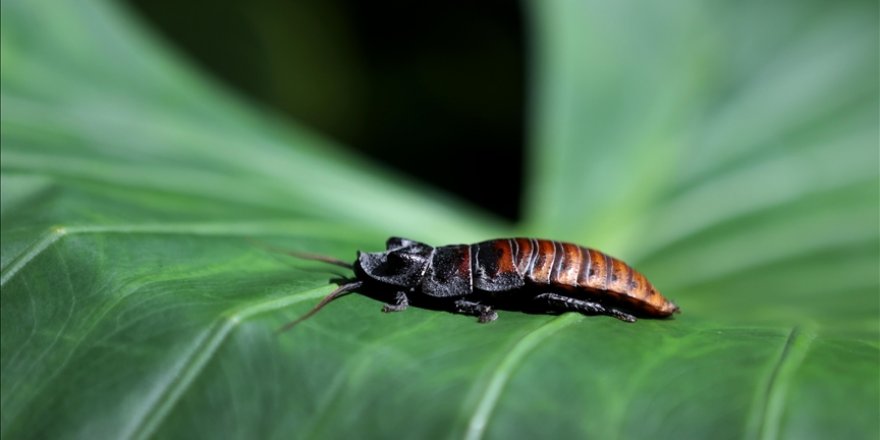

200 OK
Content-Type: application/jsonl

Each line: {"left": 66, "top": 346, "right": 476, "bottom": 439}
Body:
{"left": 504, "top": 238, "right": 677, "bottom": 317}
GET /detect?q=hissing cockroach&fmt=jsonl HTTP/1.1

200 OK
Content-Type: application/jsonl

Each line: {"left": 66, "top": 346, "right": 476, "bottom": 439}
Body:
{"left": 280, "top": 237, "right": 679, "bottom": 331}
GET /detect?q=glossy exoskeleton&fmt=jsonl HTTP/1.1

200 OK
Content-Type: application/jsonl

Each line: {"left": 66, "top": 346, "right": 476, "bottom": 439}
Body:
{"left": 280, "top": 237, "right": 679, "bottom": 331}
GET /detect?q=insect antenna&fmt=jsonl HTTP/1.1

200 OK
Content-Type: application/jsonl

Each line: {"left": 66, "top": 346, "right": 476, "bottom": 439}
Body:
{"left": 285, "top": 250, "right": 353, "bottom": 269}
{"left": 249, "top": 238, "right": 353, "bottom": 269}
{"left": 277, "top": 281, "right": 364, "bottom": 333}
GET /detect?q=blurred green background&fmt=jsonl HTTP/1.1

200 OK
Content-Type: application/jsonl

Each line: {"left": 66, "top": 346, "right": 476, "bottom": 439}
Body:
{"left": 1, "top": 0, "right": 877, "bottom": 439}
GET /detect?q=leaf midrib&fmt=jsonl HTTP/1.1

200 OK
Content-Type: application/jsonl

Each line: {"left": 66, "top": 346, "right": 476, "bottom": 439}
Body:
{"left": 0, "top": 221, "right": 377, "bottom": 284}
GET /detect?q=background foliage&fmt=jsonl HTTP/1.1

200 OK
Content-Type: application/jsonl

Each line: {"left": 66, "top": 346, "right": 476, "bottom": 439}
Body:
{"left": 1, "top": 0, "right": 877, "bottom": 439}
{"left": 128, "top": 0, "right": 529, "bottom": 220}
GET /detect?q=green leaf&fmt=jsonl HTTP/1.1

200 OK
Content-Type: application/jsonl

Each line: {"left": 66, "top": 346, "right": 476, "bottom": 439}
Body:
{"left": 1, "top": 1, "right": 877, "bottom": 440}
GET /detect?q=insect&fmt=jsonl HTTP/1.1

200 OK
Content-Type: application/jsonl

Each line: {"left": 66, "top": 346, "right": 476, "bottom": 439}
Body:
{"left": 280, "top": 237, "right": 679, "bottom": 331}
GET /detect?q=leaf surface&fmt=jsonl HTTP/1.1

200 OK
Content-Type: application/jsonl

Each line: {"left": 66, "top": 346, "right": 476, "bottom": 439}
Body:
{"left": 1, "top": 0, "right": 877, "bottom": 439}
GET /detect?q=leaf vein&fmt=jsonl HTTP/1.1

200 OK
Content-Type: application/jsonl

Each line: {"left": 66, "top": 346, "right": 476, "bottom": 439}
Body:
{"left": 0, "top": 226, "right": 67, "bottom": 286}
{"left": 122, "top": 286, "right": 333, "bottom": 440}
{"left": 463, "top": 314, "right": 579, "bottom": 440}
{"left": 756, "top": 324, "right": 816, "bottom": 440}
{"left": 0, "top": 221, "right": 368, "bottom": 287}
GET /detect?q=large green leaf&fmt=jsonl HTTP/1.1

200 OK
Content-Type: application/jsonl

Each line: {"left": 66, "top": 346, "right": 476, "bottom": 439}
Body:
{"left": 1, "top": 1, "right": 877, "bottom": 440}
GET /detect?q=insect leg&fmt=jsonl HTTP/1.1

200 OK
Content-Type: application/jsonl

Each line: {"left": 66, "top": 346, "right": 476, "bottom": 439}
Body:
{"left": 533, "top": 293, "right": 636, "bottom": 323}
{"left": 453, "top": 299, "right": 498, "bottom": 323}
{"left": 381, "top": 291, "right": 410, "bottom": 313}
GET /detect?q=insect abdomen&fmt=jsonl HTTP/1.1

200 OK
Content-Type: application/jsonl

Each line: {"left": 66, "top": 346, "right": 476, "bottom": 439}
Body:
{"left": 507, "top": 238, "right": 677, "bottom": 317}
{"left": 470, "top": 240, "right": 525, "bottom": 292}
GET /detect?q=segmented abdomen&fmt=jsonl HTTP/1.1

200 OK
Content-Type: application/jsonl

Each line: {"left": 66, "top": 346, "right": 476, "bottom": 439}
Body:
{"left": 478, "top": 238, "right": 676, "bottom": 317}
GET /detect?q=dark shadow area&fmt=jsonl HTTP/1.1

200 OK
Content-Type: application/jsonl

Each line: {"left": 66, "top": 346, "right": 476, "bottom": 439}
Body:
{"left": 319, "top": 281, "right": 678, "bottom": 324}
{"left": 126, "top": 0, "right": 526, "bottom": 221}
